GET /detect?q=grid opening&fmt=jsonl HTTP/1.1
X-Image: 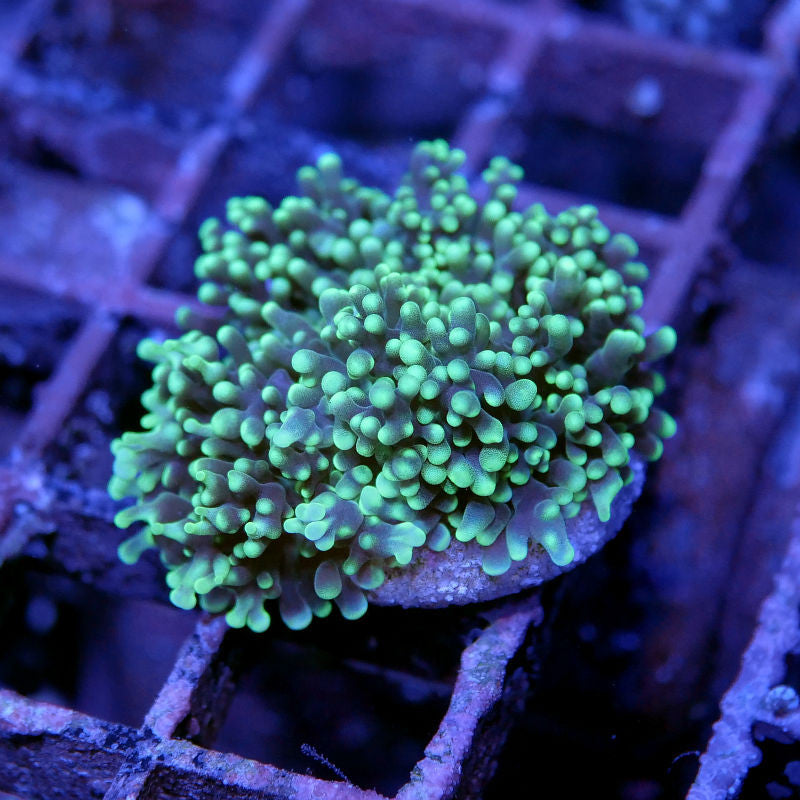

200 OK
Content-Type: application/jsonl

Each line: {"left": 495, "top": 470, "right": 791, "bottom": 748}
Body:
{"left": 495, "top": 114, "right": 704, "bottom": 215}
{"left": 485, "top": 520, "right": 709, "bottom": 799}
{"left": 213, "top": 606, "right": 469, "bottom": 797}
{"left": 23, "top": 0, "right": 273, "bottom": 123}
{"left": 569, "top": 0, "right": 775, "bottom": 50}
{"left": 494, "top": 35, "right": 742, "bottom": 215}
{"left": 731, "top": 132, "right": 800, "bottom": 268}
{"left": 258, "top": 0, "right": 508, "bottom": 144}
{"left": 44, "top": 319, "right": 173, "bottom": 491}
{"left": 0, "top": 568, "right": 193, "bottom": 728}
{"left": 0, "top": 282, "right": 83, "bottom": 460}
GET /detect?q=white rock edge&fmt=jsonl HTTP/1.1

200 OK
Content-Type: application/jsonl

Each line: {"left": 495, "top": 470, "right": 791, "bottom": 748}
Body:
{"left": 368, "top": 456, "right": 645, "bottom": 608}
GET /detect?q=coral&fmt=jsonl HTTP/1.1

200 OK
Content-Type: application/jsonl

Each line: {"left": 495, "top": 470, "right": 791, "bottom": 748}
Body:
{"left": 109, "top": 139, "right": 676, "bottom": 632}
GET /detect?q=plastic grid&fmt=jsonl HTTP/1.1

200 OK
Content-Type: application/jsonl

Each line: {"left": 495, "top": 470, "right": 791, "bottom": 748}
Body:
{"left": 0, "top": 0, "right": 798, "bottom": 797}
{"left": 689, "top": 513, "right": 800, "bottom": 799}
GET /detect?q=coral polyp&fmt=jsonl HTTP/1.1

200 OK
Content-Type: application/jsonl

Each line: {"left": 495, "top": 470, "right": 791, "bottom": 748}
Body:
{"left": 108, "top": 139, "right": 675, "bottom": 632}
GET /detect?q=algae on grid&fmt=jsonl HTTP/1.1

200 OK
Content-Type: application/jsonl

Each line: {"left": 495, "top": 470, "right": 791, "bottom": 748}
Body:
{"left": 109, "top": 139, "right": 676, "bottom": 633}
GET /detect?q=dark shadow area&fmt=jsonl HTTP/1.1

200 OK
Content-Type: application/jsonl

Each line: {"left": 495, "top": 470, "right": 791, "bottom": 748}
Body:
{"left": 0, "top": 283, "right": 83, "bottom": 460}
{"left": 484, "top": 498, "right": 708, "bottom": 800}
{"left": 495, "top": 35, "right": 741, "bottom": 215}
{"left": 23, "top": 0, "right": 270, "bottom": 124}
{"left": 44, "top": 319, "right": 170, "bottom": 491}
{"left": 258, "top": 0, "right": 505, "bottom": 144}
{"left": 212, "top": 604, "right": 478, "bottom": 796}
{"left": 732, "top": 133, "right": 800, "bottom": 267}
{"left": 498, "top": 114, "right": 705, "bottom": 215}
{"left": 0, "top": 566, "right": 194, "bottom": 728}
{"left": 783, "top": 649, "right": 800, "bottom": 693}
{"left": 739, "top": 723, "right": 800, "bottom": 799}
{"left": 570, "top": 0, "right": 774, "bottom": 50}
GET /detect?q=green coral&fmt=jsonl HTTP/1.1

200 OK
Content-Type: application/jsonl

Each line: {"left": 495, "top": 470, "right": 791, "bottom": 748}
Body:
{"left": 109, "top": 139, "right": 676, "bottom": 632}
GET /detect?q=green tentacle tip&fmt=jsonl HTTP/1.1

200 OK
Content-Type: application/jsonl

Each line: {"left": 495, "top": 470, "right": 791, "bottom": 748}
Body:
{"left": 108, "top": 139, "right": 674, "bottom": 632}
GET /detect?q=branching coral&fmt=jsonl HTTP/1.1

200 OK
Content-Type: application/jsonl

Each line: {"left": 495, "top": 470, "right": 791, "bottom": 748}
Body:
{"left": 109, "top": 140, "right": 676, "bottom": 632}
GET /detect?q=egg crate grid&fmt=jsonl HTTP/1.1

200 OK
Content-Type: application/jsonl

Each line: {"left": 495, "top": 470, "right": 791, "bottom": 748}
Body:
{"left": 0, "top": 0, "right": 798, "bottom": 797}
{"left": 689, "top": 513, "right": 800, "bottom": 799}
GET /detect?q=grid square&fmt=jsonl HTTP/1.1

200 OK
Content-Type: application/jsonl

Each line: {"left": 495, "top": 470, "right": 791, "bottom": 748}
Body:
{"left": 731, "top": 129, "right": 800, "bottom": 267}
{"left": 23, "top": 0, "right": 273, "bottom": 121}
{"left": 568, "top": 0, "right": 774, "bottom": 51}
{"left": 0, "top": 282, "right": 83, "bottom": 460}
{"left": 0, "top": 569, "right": 194, "bottom": 729}
{"left": 257, "top": 0, "right": 509, "bottom": 144}
{"left": 495, "top": 29, "right": 744, "bottom": 214}
{"left": 44, "top": 319, "right": 174, "bottom": 491}
{"left": 204, "top": 606, "right": 471, "bottom": 796}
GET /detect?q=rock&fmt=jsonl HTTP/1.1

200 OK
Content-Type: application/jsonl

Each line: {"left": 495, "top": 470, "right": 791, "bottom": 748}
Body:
{"left": 369, "top": 457, "right": 645, "bottom": 608}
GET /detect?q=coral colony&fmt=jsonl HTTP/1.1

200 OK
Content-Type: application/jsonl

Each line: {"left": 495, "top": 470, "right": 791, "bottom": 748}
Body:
{"left": 109, "top": 140, "right": 676, "bottom": 632}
